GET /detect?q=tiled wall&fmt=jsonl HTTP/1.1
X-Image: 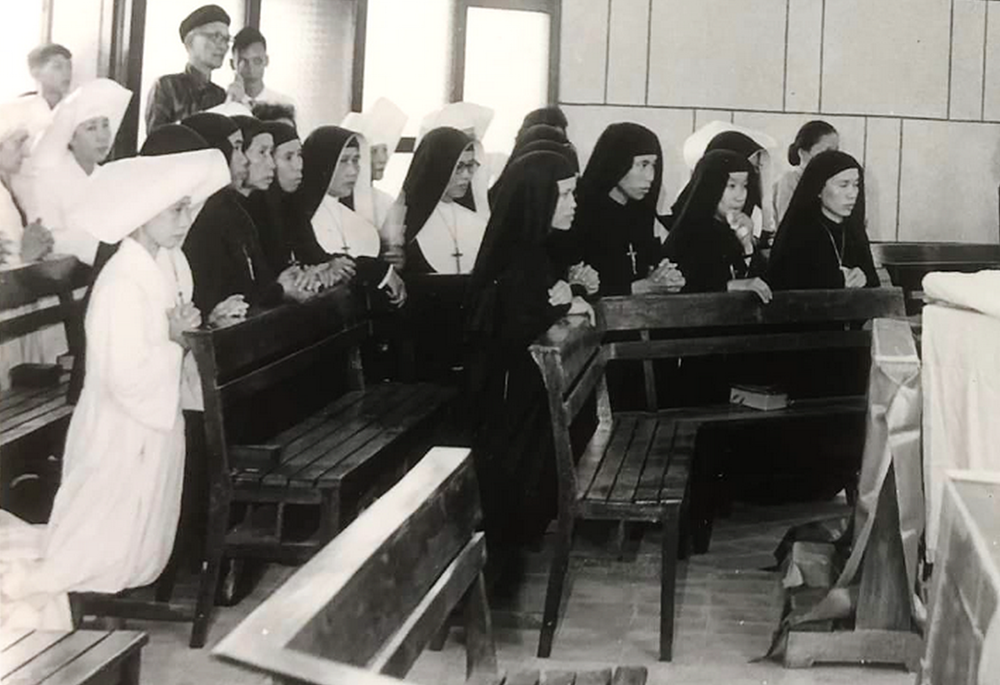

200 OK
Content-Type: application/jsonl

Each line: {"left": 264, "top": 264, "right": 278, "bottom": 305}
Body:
{"left": 559, "top": 0, "right": 1000, "bottom": 243}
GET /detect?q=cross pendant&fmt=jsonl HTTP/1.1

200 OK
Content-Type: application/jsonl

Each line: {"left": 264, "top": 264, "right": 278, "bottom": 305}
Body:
{"left": 452, "top": 249, "right": 464, "bottom": 273}
{"left": 626, "top": 242, "right": 638, "bottom": 276}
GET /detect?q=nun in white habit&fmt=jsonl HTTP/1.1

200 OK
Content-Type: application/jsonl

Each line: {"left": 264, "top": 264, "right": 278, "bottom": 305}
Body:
{"left": 30, "top": 78, "right": 132, "bottom": 266}
{"left": 394, "top": 126, "right": 489, "bottom": 275}
{"left": 341, "top": 97, "right": 407, "bottom": 232}
{"left": 0, "top": 148, "right": 229, "bottom": 630}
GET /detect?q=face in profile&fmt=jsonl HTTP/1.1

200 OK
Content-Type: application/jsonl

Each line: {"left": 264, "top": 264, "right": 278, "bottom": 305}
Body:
{"left": 551, "top": 176, "right": 577, "bottom": 230}
{"left": 187, "top": 21, "right": 230, "bottom": 70}
{"left": 143, "top": 197, "right": 193, "bottom": 249}
{"left": 443, "top": 146, "right": 478, "bottom": 201}
{"left": 370, "top": 143, "right": 389, "bottom": 181}
{"left": 274, "top": 138, "right": 303, "bottom": 193}
{"left": 33, "top": 55, "right": 73, "bottom": 96}
{"left": 819, "top": 167, "right": 860, "bottom": 221}
{"left": 616, "top": 154, "right": 657, "bottom": 202}
{"left": 70, "top": 116, "right": 113, "bottom": 167}
{"left": 715, "top": 172, "right": 749, "bottom": 222}
{"left": 244, "top": 132, "right": 275, "bottom": 190}
{"left": 0, "top": 130, "right": 30, "bottom": 175}
{"left": 227, "top": 130, "right": 249, "bottom": 187}
{"left": 327, "top": 141, "right": 361, "bottom": 198}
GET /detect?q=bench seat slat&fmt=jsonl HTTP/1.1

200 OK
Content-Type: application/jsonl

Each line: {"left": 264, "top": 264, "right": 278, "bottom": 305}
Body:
{"left": 1, "top": 393, "right": 70, "bottom": 434}
{"left": 1, "top": 406, "right": 74, "bottom": 448}
{"left": 35, "top": 631, "right": 147, "bottom": 685}
{"left": 0, "top": 630, "right": 32, "bottom": 651}
{"left": 607, "top": 419, "right": 658, "bottom": 503}
{"left": 3, "top": 630, "right": 108, "bottom": 685}
{"left": 574, "top": 424, "right": 612, "bottom": 502}
{"left": 1, "top": 631, "right": 72, "bottom": 679}
{"left": 633, "top": 420, "right": 679, "bottom": 504}
{"left": 243, "top": 384, "right": 423, "bottom": 487}
{"left": 582, "top": 417, "right": 636, "bottom": 502}
{"left": 0, "top": 382, "right": 64, "bottom": 420}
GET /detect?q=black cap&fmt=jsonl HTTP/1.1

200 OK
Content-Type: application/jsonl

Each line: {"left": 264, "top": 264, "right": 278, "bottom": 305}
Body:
{"left": 178, "top": 4, "right": 231, "bottom": 41}
{"left": 233, "top": 27, "right": 266, "bottom": 53}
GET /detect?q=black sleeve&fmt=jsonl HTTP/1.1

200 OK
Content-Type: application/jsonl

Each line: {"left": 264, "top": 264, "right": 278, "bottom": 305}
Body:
{"left": 496, "top": 252, "right": 569, "bottom": 350}
{"left": 145, "top": 78, "right": 175, "bottom": 132}
{"left": 353, "top": 256, "right": 392, "bottom": 285}
{"left": 767, "top": 226, "right": 843, "bottom": 290}
{"left": 848, "top": 223, "right": 880, "bottom": 288}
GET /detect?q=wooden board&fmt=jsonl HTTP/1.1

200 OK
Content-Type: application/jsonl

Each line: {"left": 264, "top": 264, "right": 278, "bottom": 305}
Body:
{"left": 0, "top": 630, "right": 146, "bottom": 685}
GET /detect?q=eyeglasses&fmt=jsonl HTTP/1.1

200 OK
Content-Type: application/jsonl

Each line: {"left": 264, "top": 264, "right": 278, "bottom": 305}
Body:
{"left": 195, "top": 31, "right": 232, "bottom": 46}
{"left": 455, "top": 160, "right": 481, "bottom": 174}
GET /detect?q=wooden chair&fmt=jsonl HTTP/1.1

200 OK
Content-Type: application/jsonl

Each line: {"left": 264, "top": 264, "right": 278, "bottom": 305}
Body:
{"left": 75, "top": 285, "right": 456, "bottom": 648}
{"left": 0, "top": 257, "right": 87, "bottom": 522}
{"left": 529, "top": 287, "right": 907, "bottom": 662}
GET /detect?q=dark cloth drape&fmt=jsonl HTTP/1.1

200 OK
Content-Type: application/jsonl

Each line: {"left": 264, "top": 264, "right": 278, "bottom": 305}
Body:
{"left": 465, "top": 151, "right": 576, "bottom": 549}
{"left": 571, "top": 122, "right": 664, "bottom": 295}
{"left": 767, "top": 150, "right": 878, "bottom": 290}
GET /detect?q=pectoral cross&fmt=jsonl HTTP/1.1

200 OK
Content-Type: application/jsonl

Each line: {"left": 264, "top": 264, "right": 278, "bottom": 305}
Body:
{"left": 626, "top": 242, "right": 638, "bottom": 276}
{"left": 243, "top": 246, "right": 255, "bottom": 281}
{"left": 452, "top": 247, "right": 464, "bottom": 274}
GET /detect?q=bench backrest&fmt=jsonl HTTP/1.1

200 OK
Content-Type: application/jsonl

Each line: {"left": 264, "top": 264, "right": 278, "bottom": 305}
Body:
{"left": 0, "top": 257, "right": 88, "bottom": 356}
{"left": 186, "top": 285, "right": 370, "bottom": 495}
{"left": 213, "top": 446, "right": 488, "bottom": 685}
{"left": 529, "top": 288, "right": 907, "bottom": 506}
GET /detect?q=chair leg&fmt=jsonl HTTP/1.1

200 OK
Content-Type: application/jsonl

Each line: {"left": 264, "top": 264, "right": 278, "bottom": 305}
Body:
{"left": 537, "top": 515, "right": 573, "bottom": 658}
{"left": 190, "top": 497, "right": 229, "bottom": 648}
{"left": 659, "top": 504, "right": 681, "bottom": 662}
{"left": 428, "top": 620, "right": 449, "bottom": 651}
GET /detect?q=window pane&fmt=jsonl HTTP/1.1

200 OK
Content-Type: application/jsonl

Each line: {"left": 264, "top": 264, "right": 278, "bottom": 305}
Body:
{"left": 138, "top": 0, "right": 245, "bottom": 141}
{"left": 0, "top": 0, "right": 43, "bottom": 99}
{"left": 363, "top": 0, "right": 453, "bottom": 138}
{"left": 463, "top": 7, "right": 549, "bottom": 156}
{"left": 259, "top": 0, "right": 355, "bottom": 136}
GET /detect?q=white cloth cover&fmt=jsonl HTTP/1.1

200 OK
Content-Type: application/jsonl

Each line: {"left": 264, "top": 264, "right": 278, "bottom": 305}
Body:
{"left": 682, "top": 120, "right": 778, "bottom": 170}
{"left": 67, "top": 149, "right": 230, "bottom": 244}
{"left": 923, "top": 270, "right": 1000, "bottom": 320}
{"left": 922, "top": 303, "right": 1000, "bottom": 561}
{"left": 0, "top": 238, "right": 187, "bottom": 628}
{"left": 35, "top": 154, "right": 100, "bottom": 264}
{"left": 414, "top": 201, "right": 486, "bottom": 275}
{"left": 311, "top": 195, "right": 381, "bottom": 259}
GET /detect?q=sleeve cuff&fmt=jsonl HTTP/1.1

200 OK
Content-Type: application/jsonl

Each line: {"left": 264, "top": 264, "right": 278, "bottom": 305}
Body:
{"left": 377, "top": 263, "right": 394, "bottom": 290}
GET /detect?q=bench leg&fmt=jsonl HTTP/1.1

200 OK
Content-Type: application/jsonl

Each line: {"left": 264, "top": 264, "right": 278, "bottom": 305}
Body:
{"left": 463, "top": 572, "right": 498, "bottom": 681}
{"left": 659, "top": 504, "right": 680, "bottom": 662}
{"left": 190, "top": 495, "right": 229, "bottom": 648}
{"left": 538, "top": 515, "right": 574, "bottom": 658}
{"left": 428, "top": 620, "right": 449, "bottom": 651}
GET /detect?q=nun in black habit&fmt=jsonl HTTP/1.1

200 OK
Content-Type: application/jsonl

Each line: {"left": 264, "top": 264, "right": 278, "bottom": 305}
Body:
{"left": 767, "top": 150, "right": 878, "bottom": 290}
{"left": 488, "top": 123, "right": 575, "bottom": 207}
{"left": 662, "top": 149, "right": 771, "bottom": 299}
{"left": 465, "top": 149, "right": 590, "bottom": 562}
{"left": 573, "top": 122, "right": 668, "bottom": 295}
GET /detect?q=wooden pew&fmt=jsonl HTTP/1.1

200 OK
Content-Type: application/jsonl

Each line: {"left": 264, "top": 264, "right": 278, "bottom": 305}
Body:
{"left": 871, "top": 241, "right": 1000, "bottom": 314}
{"left": 389, "top": 273, "right": 471, "bottom": 384}
{"left": 529, "top": 287, "right": 906, "bottom": 662}
{"left": 0, "top": 257, "right": 87, "bottom": 522}
{"left": 75, "top": 285, "right": 456, "bottom": 648}
{"left": 212, "top": 446, "right": 647, "bottom": 685}
{"left": 0, "top": 628, "right": 147, "bottom": 685}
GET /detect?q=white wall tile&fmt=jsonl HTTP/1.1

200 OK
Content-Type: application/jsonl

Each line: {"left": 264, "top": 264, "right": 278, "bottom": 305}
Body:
{"left": 785, "top": 0, "right": 823, "bottom": 112}
{"left": 951, "top": 0, "right": 987, "bottom": 120}
{"left": 559, "top": 0, "right": 609, "bottom": 103}
{"left": 607, "top": 0, "right": 650, "bottom": 105}
{"left": 647, "top": 0, "right": 787, "bottom": 110}
{"left": 985, "top": 3, "right": 1000, "bottom": 120}
{"left": 694, "top": 109, "right": 733, "bottom": 131}
{"left": 898, "top": 120, "right": 1000, "bottom": 242}
{"left": 823, "top": 0, "right": 951, "bottom": 118}
{"left": 864, "top": 118, "right": 902, "bottom": 242}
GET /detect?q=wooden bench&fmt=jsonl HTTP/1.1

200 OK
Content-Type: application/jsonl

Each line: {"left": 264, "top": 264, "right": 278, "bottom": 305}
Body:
{"left": 0, "top": 257, "right": 87, "bottom": 522}
{"left": 0, "top": 629, "right": 147, "bottom": 685}
{"left": 213, "top": 446, "right": 647, "bottom": 685}
{"left": 871, "top": 241, "right": 1000, "bottom": 314}
{"left": 76, "top": 285, "right": 456, "bottom": 648}
{"left": 529, "top": 287, "right": 907, "bottom": 662}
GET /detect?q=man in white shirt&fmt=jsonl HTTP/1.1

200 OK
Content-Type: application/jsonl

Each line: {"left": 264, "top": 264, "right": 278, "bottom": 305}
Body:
{"left": 229, "top": 27, "right": 295, "bottom": 110}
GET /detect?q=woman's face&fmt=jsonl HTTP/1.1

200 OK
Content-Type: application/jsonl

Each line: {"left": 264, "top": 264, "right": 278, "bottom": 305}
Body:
{"left": 143, "top": 197, "right": 193, "bottom": 249}
{"left": 715, "top": 172, "right": 749, "bottom": 221}
{"left": 801, "top": 133, "right": 839, "bottom": 167}
{"left": 227, "top": 130, "right": 249, "bottom": 187}
{"left": 0, "top": 130, "right": 30, "bottom": 175}
{"left": 443, "top": 146, "right": 478, "bottom": 201}
{"left": 327, "top": 141, "right": 361, "bottom": 198}
{"left": 245, "top": 132, "right": 275, "bottom": 191}
{"left": 551, "top": 176, "right": 578, "bottom": 231}
{"left": 70, "top": 116, "right": 113, "bottom": 166}
{"left": 820, "top": 167, "right": 860, "bottom": 221}
{"left": 370, "top": 143, "right": 389, "bottom": 181}
{"left": 616, "top": 154, "right": 657, "bottom": 201}
{"left": 274, "top": 138, "right": 303, "bottom": 193}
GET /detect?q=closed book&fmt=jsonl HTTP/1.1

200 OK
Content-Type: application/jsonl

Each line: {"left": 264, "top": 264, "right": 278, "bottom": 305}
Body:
{"left": 729, "top": 383, "right": 789, "bottom": 411}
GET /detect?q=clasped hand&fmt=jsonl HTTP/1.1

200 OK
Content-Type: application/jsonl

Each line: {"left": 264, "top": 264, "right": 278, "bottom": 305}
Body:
{"left": 567, "top": 262, "right": 600, "bottom": 295}
{"left": 840, "top": 266, "right": 867, "bottom": 289}
{"left": 208, "top": 294, "right": 248, "bottom": 327}
{"left": 168, "top": 302, "right": 202, "bottom": 347}
{"left": 648, "top": 258, "right": 686, "bottom": 292}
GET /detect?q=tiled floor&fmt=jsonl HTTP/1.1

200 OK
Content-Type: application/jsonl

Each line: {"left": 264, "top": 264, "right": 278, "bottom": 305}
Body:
{"left": 132, "top": 498, "right": 917, "bottom": 685}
